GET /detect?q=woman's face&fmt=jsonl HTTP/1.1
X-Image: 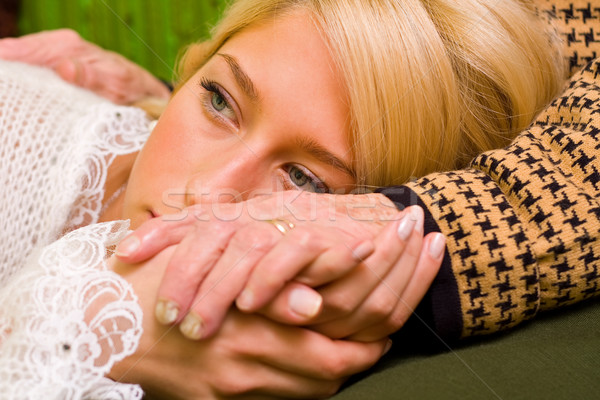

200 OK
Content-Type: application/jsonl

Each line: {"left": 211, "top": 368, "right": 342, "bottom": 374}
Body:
{"left": 123, "top": 11, "right": 355, "bottom": 228}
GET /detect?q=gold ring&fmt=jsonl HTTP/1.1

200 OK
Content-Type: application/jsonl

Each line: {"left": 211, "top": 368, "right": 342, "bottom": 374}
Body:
{"left": 265, "top": 218, "right": 295, "bottom": 235}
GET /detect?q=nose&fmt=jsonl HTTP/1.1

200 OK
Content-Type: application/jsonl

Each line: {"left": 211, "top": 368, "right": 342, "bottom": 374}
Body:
{"left": 183, "top": 148, "right": 273, "bottom": 206}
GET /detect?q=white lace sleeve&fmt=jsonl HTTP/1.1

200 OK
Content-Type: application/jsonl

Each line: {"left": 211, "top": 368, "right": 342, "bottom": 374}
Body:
{"left": 0, "top": 222, "right": 143, "bottom": 400}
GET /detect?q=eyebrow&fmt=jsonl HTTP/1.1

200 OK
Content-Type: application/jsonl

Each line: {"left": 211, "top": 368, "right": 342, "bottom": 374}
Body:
{"left": 217, "top": 53, "right": 259, "bottom": 101}
{"left": 295, "top": 136, "right": 357, "bottom": 180}
{"left": 216, "top": 52, "right": 356, "bottom": 181}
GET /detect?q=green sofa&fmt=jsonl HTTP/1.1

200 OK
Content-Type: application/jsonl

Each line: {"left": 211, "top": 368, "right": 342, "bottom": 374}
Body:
{"left": 334, "top": 299, "right": 600, "bottom": 399}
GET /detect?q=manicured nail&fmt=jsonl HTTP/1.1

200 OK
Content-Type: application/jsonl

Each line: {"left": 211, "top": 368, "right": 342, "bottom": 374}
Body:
{"left": 397, "top": 212, "right": 416, "bottom": 241}
{"left": 352, "top": 240, "right": 375, "bottom": 261}
{"left": 236, "top": 288, "right": 254, "bottom": 311}
{"left": 180, "top": 312, "right": 204, "bottom": 340}
{"left": 155, "top": 299, "right": 180, "bottom": 325}
{"left": 289, "top": 287, "right": 323, "bottom": 318}
{"left": 384, "top": 339, "right": 393, "bottom": 355}
{"left": 115, "top": 235, "right": 140, "bottom": 257}
{"left": 411, "top": 206, "right": 425, "bottom": 233}
{"left": 428, "top": 233, "right": 446, "bottom": 259}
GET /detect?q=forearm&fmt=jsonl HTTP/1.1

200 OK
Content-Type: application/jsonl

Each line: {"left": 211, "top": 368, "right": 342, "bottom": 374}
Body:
{"left": 379, "top": 60, "right": 600, "bottom": 340}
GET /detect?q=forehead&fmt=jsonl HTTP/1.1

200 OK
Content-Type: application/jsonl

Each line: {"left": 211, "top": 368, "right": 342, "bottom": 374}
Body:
{"left": 215, "top": 10, "right": 352, "bottom": 160}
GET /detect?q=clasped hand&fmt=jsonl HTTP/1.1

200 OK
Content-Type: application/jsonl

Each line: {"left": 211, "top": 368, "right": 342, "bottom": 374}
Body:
{"left": 116, "top": 191, "right": 445, "bottom": 342}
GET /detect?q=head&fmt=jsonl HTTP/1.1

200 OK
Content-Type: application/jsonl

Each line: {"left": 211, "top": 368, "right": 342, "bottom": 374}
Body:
{"left": 123, "top": 0, "right": 564, "bottom": 226}
{"left": 177, "top": 0, "right": 565, "bottom": 187}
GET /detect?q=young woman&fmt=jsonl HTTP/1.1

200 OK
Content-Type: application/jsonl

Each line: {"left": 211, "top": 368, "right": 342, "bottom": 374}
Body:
{"left": 2, "top": 0, "right": 594, "bottom": 399}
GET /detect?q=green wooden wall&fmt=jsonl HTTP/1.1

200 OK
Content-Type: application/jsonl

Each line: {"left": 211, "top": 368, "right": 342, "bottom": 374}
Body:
{"left": 18, "top": 0, "right": 228, "bottom": 81}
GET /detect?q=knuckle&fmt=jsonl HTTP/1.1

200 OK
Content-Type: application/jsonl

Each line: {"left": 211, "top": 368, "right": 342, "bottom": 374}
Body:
{"left": 289, "top": 227, "right": 316, "bottom": 249}
{"left": 166, "top": 256, "right": 191, "bottom": 276}
{"left": 387, "top": 307, "right": 411, "bottom": 331}
{"left": 320, "top": 353, "right": 350, "bottom": 380}
{"left": 325, "top": 292, "right": 357, "bottom": 316}
{"left": 306, "top": 261, "right": 338, "bottom": 283}
{"left": 56, "top": 28, "right": 82, "bottom": 43}
{"left": 210, "top": 223, "right": 236, "bottom": 247}
{"left": 364, "top": 291, "right": 397, "bottom": 320}
{"left": 230, "top": 226, "right": 271, "bottom": 253}
{"left": 377, "top": 245, "right": 400, "bottom": 267}
{"left": 214, "top": 375, "right": 254, "bottom": 396}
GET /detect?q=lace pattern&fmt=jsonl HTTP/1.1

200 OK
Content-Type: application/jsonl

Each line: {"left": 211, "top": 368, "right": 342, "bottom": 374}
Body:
{"left": 0, "top": 60, "right": 149, "bottom": 399}
{"left": 0, "top": 223, "right": 143, "bottom": 399}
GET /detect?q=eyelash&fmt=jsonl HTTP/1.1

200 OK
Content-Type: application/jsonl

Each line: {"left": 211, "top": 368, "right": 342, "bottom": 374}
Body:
{"left": 200, "top": 78, "right": 239, "bottom": 128}
{"left": 284, "top": 165, "right": 329, "bottom": 193}
{"left": 199, "top": 77, "right": 329, "bottom": 194}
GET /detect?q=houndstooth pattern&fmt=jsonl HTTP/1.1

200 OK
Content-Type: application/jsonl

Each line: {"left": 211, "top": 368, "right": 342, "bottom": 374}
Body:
{"left": 405, "top": 59, "right": 600, "bottom": 338}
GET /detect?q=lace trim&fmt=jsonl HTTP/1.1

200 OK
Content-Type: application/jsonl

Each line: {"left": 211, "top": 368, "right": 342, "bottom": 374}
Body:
{"left": 66, "top": 104, "right": 151, "bottom": 231}
{"left": 0, "top": 222, "right": 143, "bottom": 400}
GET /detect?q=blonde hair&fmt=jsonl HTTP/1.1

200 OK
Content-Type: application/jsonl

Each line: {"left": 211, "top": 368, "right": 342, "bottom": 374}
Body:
{"left": 176, "top": 0, "right": 564, "bottom": 188}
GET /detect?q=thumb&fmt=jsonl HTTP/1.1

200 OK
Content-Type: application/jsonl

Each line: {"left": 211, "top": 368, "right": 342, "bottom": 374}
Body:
{"left": 257, "top": 282, "right": 323, "bottom": 325}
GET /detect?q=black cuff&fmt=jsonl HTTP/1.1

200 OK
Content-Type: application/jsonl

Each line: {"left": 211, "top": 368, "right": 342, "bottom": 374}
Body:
{"left": 376, "top": 186, "right": 463, "bottom": 342}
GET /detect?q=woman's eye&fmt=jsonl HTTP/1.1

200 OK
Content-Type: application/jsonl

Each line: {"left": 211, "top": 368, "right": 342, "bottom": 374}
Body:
{"left": 200, "top": 78, "right": 238, "bottom": 124}
{"left": 287, "top": 165, "right": 328, "bottom": 193}
{"left": 211, "top": 92, "right": 228, "bottom": 112}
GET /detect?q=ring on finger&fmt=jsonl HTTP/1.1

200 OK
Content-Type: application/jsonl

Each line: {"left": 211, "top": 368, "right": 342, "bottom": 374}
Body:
{"left": 265, "top": 218, "right": 295, "bottom": 235}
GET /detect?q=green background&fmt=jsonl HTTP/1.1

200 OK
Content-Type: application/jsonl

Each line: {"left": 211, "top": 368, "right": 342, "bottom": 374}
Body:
{"left": 18, "top": 0, "right": 227, "bottom": 81}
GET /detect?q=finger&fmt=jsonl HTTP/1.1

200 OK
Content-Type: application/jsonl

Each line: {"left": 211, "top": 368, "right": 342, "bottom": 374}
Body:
{"left": 348, "top": 232, "right": 445, "bottom": 341}
{"left": 234, "top": 227, "right": 342, "bottom": 313}
{"left": 212, "top": 362, "right": 344, "bottom": 399}
{"left": 115, "top": 209, "right": 202, "bottom": 262}
{"left": 310, "top": 207, "right": 425, "bottom": 337}
{"left": 294, "top": 239, "right": 375, "bottom": 287}
{"left": 179, "top": 224, "right": 279, "bottom": 339}
{"left": 314, "top": 206, "right": 424, "bottom": 325}
{"left": 86, "top": 53, "right": 136, "bottom": 103}
{"left": 258, "top": 282, "right": 324, "bottom": 324}
{"left": 0, "top": 37, "right": 26, "bottom": 60}
{"left": 153, "top": 224, "right": 236, "bottom": 325}
{"left": 0, "top": 29, "right": 89, "bottom": 65}
{"left": 210, "top": 310, "right": 386, "bottom": 398}
{"left": 54, "top": 58, "right": 84, "bottom": 86}
{"left": 231, "top": 309, "right": 389, "bottom": 380}
{"left": 254, "top": 328, "right": 389, "bottom": 380}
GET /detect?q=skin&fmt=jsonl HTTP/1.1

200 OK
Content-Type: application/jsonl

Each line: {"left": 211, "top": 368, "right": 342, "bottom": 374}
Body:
{"left": 120, "top": 11, "right": 355, "bottom": 230}
{"left": 104, "top": 13, "right": 408, "bottom": 397}
{"left": 106, "top": 9, "right": 444, "bottom": 345}
{"left": 0, "top": 29, "right": 171, "bottom": 104}
{"left": 3, "top": 12, "right": 445, "bottom": 398}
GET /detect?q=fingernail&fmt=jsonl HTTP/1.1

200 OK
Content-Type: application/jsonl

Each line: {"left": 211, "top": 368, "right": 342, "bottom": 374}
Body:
{"left": 289, "top": 287, "right": 323, "bottom": 318}
{"left": 155, "top": 299, "right": 179, "bottom": 325}
{"left": 352, "top": 240, "right": 374, "bottom": 260}
{"left": 180, "top": 312, "right": 204, "bottom": 340}
{"left": 428, "top": 233, "right": 446, "bottom": 259}
{"left": 384, "top": 339, "right": 393, "bottom": 355}
{"left": 411, "top": 206, "right": 425, "bottom": 233}
{"left": 236, "top": 288, "right": 254, "bottom": 311}
{"left": 115, "top": 235, "right": 140, "bottom": 257}
{"left": 397, "top": 212, "right": 416, "bottom": 241}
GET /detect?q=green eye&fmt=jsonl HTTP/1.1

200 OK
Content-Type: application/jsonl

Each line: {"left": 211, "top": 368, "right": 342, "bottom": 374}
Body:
{"left": 290, "top": 166, "right": 309, "bottom": 186}
{"left": 287, "top": 165, "right": 328, "bottom": 193}
{"left": 211, "top": 92, "right": 227, "bottom": 112}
